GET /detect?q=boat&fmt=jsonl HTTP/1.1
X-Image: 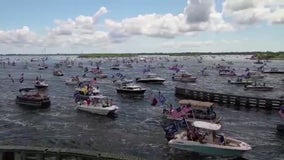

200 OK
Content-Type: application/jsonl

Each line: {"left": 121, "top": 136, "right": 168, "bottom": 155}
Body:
{"left": 253, "top": 60, "right": 264, "bottom": 64}
{"left": 116, "top": 83, "right": 146, "bottom": 95}
{"left": 163, "top": 100, "right": 220, "bottom": 123}
{"left": 113, "top": 79, "right": 134, "bottom": 86}
{"left": 228, "top": 78, "right": 253, "bottom": 85}
{"left": 74, "top": 85, "right": 100, "bottom": 101}
{"left": 34, "top": 79, "right": 49, "bottom": 89}
{"left": 136, "top": 72, "right": 165, "bottom": 84}
{"left": 53, "top": 69, "right": 64, "bottom": 76}
{"left": 247, "top": 71, "right": 265, "bottom": 79}
{"left": 65, "top": 77, "right": 79, "bottom": 85}
{"left": 76, "top": 95, "right": 118, "bottom": 116}
{"left": 167, "top": 121, "right": 252, "bottom": 157}
{"left": 15, "top": 88, "right": 50, "bottom": 108}
{"left": 111, "top": 64, "right": 120, "bottom": 70}
{"left": 219, "top": 69, "right": 236, "bottom": 76}
{"left": 262, "top": 68, "right": 284, "bottom": 74}
{"left": 244, "top": 83, "right": 274, "bottom": 91}
{"left": 172, "top": 70, "right": 192, "bottom": 79}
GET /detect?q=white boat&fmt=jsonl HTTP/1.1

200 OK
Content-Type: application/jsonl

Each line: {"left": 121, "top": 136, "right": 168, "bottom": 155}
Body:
{"left": 168, "top": 121, "right": 252, "bottom": 157}
{"left": 244, "top": 83, "right": 274, "bottom": 91}
{"left": 172, "top": 70, "right": 192, "bottom": 79}
{"left": 116, "top": 83, "right": 146, "bottom": 95}
{"left": 113, "top": 79, "right": 133, "bottom": 87}
{"left": 34, "top": 79, "right": 49, "bottom": 89}
{"left": 65, "top": 77, "right": 79, "bottom": 85}
{"left": 136, "top": 72, "right": 165, "bottom": 84}
{"left": 53, "top": 69, "right": 64, "bottom": 76}
{"left": 76, "top": 95, "right": 118, "bottom": 116}
{"left": 228, "top": 78, "right": 253, "bottom": 85}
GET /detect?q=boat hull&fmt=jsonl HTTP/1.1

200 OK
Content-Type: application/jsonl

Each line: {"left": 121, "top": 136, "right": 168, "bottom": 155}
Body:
{"left": 16, "top": 97, "right": 50, "bottom": 109}
{"left": 76, "top": 104, "right": 118, "bottom": 116}
{"left": 116, "top": 89, "right": 146, "bottom": 94}
{"left": 169, "top": 139, "right": 249, "bottom": 157}
{"left": 136, "top": 79, "right": 165, "bottom": 84}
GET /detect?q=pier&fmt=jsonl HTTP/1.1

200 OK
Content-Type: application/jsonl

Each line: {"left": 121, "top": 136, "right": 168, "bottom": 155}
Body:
{"left": 0, "top": 145, "right": 141, "bottom": 160}
{"left": 175, "top": 84, "right": 284, "bottom": 110}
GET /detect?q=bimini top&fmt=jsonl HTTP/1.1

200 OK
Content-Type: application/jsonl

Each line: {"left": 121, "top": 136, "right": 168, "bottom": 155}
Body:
{"left": 179, "top": 99, "right": 214, "bottom": 109}
{"left": 192, "top": 121, "right": 221, "bottom": 131}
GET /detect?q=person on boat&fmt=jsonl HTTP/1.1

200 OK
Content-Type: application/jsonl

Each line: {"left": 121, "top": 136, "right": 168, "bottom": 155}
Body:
{"left": 279, "top": 106, "right": 284, "bottom": 119}
{"left": 86, "top": 98, "right": 91, "bottom": 106}
{"left": 191, "top": 128, "right": 200, "bottom": 141}
{"left": 219, "top": 134, "right": 225, "bottom": 145}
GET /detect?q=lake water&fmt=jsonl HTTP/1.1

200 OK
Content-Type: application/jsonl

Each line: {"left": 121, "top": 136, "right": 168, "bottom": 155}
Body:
{"left": 0, "top": 55, "right": 283, "bottom": 160}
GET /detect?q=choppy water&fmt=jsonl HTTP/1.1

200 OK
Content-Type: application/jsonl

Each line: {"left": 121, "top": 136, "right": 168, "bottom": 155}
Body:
{"left": 0, "top": 55, "right": 283, "bottom": 160}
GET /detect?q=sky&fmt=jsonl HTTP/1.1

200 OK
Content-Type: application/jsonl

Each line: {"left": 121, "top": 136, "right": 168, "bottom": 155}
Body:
{"left": 0, "top": 0, "right": 284, "bottom": 54}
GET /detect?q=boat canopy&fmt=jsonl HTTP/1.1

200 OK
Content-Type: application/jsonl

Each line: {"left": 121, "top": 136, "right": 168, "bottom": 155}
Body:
{"left": 192, "top": 121, "right": 221, "bottom": 131}
{"left": 179, "top": 99, "right": 214, "bottom": 109}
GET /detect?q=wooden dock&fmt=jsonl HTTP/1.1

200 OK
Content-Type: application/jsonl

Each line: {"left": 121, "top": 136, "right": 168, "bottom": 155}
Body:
{"left": 0, "top": 145, "right": 142, "bottom": 160}
{"left": 175, "top": 84, "right": 284, "bottom": 110}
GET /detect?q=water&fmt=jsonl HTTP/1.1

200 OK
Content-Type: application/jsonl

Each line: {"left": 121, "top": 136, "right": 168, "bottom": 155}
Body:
{"left": 0, "top": 55, "right": 283, "bottom": 160}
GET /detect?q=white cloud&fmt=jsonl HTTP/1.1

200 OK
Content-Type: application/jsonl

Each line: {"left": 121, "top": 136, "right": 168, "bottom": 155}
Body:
{"left": 105, "top": 0, "right": 233, "bottom": 42}
{"left": 223, "top": 0, "right": 284, "bottom": 24}
{"left": 185, "top": 0, "right": 213, "bottom": 23}
{"left": 0, "top": 26, "right": 39, "bottom": 46}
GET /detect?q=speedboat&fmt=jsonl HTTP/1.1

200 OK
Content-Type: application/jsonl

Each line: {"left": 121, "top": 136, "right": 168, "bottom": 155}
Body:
{"left": 219, "top": 69, "right": 236, "bottom": 76}
{"left": 53, "top": 69, "right": 64, "bottom": 76}
{"left": 116, "top": 83, "right": 146, "bottom": 95}
{"left": 15, "top": 88, "right": 50, "bottom": 108}
{"left": 65, "top": 77, "right": 79, "bottom": 85}
{"left": 163, "top": 100, "right": 220, "bottom": 123}
{"left": 244, "top": 83, "right": 274, "bottom": 91}
{"left": 113, "top": 79, "right": 133, "bottom": 86}
{"left": 172, "top": 70, "right": 195, "bottom": 82}
{"left": 228, "top": 78, "right": 253, "bottom": 85}
{"left": 136, "top": 72, "right": 165, "bottom": 84}
{"left": 167, "top": 121, "right": 252, "bottom": 157}
{"left": 76, "top": 95, "right": 118, "bottom": 116}
{"left": 262, "top": 68, "right": 284, "bottom": 74}
{"left": 74, "top": 85, "right": 100, "bottom": 101}
{"left": 34, "top": 79, "right": 49, "bottom": 89}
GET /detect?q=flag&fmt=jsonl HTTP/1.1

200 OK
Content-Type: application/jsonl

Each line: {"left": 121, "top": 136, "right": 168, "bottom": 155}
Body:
{"left": 158, "top": 94, "right": 166, "bottom": 105}
{"left": 19, "top": 73, "right": 24, "bottom": 83}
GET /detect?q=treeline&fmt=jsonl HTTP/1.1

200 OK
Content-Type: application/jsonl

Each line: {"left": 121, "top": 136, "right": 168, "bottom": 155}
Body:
{"left": 2, "top": 51, "right": 284, "bottom": 59}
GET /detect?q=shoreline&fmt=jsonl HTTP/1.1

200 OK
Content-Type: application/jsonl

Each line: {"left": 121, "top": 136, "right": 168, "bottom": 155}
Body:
{"left": 1, "top": 52, "right": 283, "bottom": 60}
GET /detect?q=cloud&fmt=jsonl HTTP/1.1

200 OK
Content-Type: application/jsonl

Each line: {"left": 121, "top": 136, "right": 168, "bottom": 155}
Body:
{"left": 0, "top": 26, "right": 39, "bottom": 46}
{"left": 223, "top": 0, "right": 284, "bottom": 24}
{"left": 106, "top": 0, "right": 233, "bottom": 42}
{"left": 45, "top": 7, "right": 109, "bottom": 47}
{"left": 185, "top": 0, "right": 213, "bottom": 23}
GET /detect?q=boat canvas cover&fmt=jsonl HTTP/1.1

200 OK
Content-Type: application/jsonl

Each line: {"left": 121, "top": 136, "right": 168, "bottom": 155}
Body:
{"left": 192, "top": 121, "right": 221, "bottom": 131}
{"left": 179, "top": 99, "right": 214, "bottom": 109}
